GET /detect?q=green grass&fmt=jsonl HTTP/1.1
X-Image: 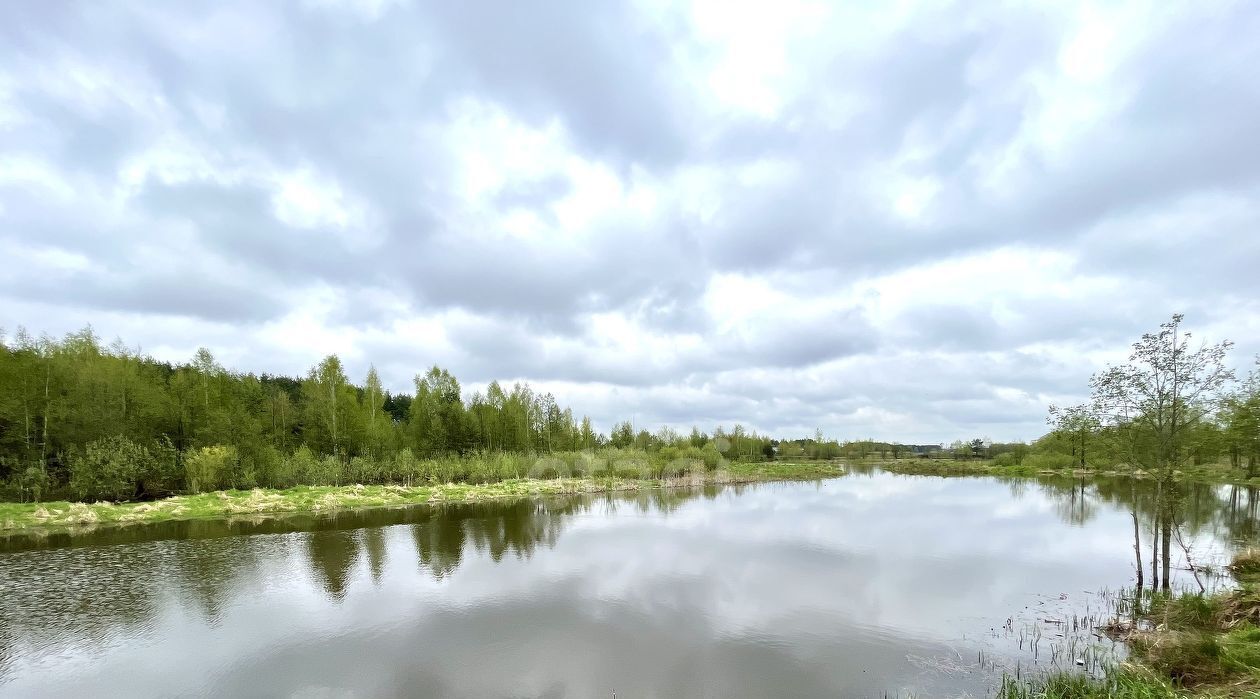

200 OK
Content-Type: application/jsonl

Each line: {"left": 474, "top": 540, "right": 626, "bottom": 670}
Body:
{"left": 997, "top": 667, "right": 1180, "bottom": 698}
{"left": 877, "top": 458, "right": 1260, "bottom": 487}
{"left": 1002, "top": 552, "right": 1260, "bottom": 698}
{"left": 877, "top": 459, "right": 1040, "bottom": 478}
{"left": 0, "top": 461, "right": 844, "bottom": 534}
{"left": 1230, "top": 550, "right": 1260, "bottom": 576}
{"left": 722, "top": 460, "right": 848, "bottom": 480}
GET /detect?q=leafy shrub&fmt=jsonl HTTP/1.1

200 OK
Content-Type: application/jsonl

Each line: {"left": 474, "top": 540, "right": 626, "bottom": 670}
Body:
{"left": 528, "top": 456, "right": 569, "bottom": 480}
{"left": 992, "top": 452, "right": 1021, "bottom": 468}
{"left": 348, "top": 455, "right": 384, "bottom": 484}
{"left": 145, "top": 438, "right": 181, "bottom": 495}
{"left": 313, "top": 455, "right": 342, "bottom": 485}
{"left": 1023, "top": 452, "right": 1075, "bottom": 470}
{"left": 70, "top": 435, "right": 155, "bottom": 501}
{"left": 393, "top": 448, "right": 418, "bottom": 484}
{"left": 15, "top": 462, "right": 51, "bottom": 503}
{"left": 184, "top": 445, "right": 237, "bottom": 494}
{"left": 245, "top": 444, "right": 285, "bottom": 489}
{"left": 701, "top": 443, "right": 723, "bottom": 471}
{"left": 284, "top": 445, "right": 320, "bottom": 485}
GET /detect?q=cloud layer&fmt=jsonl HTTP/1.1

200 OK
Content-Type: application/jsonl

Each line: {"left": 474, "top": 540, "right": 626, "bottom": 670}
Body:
{"left": 2, "top": 0, "right": 1258, "bottom": 442}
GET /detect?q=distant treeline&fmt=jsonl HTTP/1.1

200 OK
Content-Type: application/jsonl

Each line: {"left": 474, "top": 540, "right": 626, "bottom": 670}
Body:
{"left": 0, "top": 327, "right": 848, "bottom": 503}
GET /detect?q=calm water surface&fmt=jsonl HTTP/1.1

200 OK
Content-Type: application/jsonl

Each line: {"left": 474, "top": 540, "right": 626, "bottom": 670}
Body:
{"left": 2, "top": 468, "right": 1258, "bottom": 698}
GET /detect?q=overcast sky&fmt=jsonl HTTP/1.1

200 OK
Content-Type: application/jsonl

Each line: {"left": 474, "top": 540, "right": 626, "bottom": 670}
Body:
{"left": 1, "top": 1, "right": 1258, "bottom": 443}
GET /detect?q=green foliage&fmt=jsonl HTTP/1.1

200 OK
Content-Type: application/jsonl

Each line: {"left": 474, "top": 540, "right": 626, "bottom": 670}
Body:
{"left": 701, "top": 442, "right": 723, "bottom": 470}
{"left": 1131, "top": 624, "right": 1260, "bottom": 687}
{"left": 14, "top": 462, "right": 51, "bottom": 503}
{"left": 993, "top": 451, "right": 1021, "bottom": 468}
{"left": 997, "top": 669, "right": 1177, "bottom": 698}
{"left": 183, "top": 445, "right": 237, "bottom": 494}
{"left": 69, "top": 435, "right": 156, "bottom": 502}
{"left": 1023, "top": 452, "right": 1077, "bottom": 471}
{"left": 0, "top": 326, "right": 859, "bottom": 503}
{"left": 243, "top": 444, "right": 284, "bottom": 489}
{"left": 1231, "top": 549, "right": 1260, "bottom": 575}
{"left": 0, "top": 458, "right": 846, "bottom": 534}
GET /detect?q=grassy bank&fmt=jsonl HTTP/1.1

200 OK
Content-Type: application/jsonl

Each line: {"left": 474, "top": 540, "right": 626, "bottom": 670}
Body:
{"left": 999, "top": 552, "right": 1260, "bottom": 698}
{"left": 876, "top": 459, "right": 1260, "bottom": 487}
{"left": 0, "top": 460, "right": 843, "bottom": 534}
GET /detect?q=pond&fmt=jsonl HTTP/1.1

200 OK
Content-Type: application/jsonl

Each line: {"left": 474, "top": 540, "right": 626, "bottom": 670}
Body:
{"left": 2, "top": 468, "right": 1258, "bottom": 697}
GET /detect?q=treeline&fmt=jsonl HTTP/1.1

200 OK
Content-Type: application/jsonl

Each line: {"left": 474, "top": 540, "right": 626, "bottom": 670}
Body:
{"left": 1007, "top": 315, "right": 1260, "bottom": 478}
{"left": 0, "top": 327, "right": 841, "bottom": 503}
{"left": 834, "top": 316, "right": 1260, "bottom": 480}
{"left": 839, "top": 438, "right": 1032, "bottom": 461}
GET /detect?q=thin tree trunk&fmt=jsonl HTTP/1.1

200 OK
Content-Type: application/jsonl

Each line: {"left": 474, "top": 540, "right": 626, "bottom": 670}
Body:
{"left": 41, "top": 361, "right": 51, "bottom": 464}
{"left": 329, "top": 382, "right": 337, "bottom": 452}
{"left": 1132, "top": 487, "right": 1144, "bottom": 592}
{"left": 1161, "top": 515, "right": 1172, "bottom": 592}
{"left": 1174, "top": 523, "right": 1205, "bottom": 593}
{"left": 23, "top": 399, "right": 31, "bottom": 449}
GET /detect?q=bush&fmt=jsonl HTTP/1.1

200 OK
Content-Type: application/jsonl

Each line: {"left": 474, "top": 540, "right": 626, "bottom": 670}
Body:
{"left": 245, "top": 444, "right": 285, "bottom": 489}
{"left": 1023, "top": 452, "right": 1076, "bottom": 470}
{"left": 348, "top": 455, "right": 384, "bottom": 484}
{"left": 70, "top": 435, "right": 154, "bottom": 501}
{"left": 145, "top": 438, "right": 181, "bottom": 495}
{"left": 184, "top": 445, "right": 237, "bottom": 494}
{"left": 15, "top": 462, "right": 51, "bottom": 503}
{"left": 528, "top": 456, "right": 569, "bottom": 480}
{"left": 993, "top": 452, "right": 1022, "bottom": 468}
{"left": 701, "top": 443, "right": 723, "bottom": 471}
{"left": 313, "top": 455, "right": 342, "bottom": 485}
{"left": 393, "top": 448, "right": 418, "bottom": 484}
{"left": 284, "top": 445, "right": 320, "bottom": 485}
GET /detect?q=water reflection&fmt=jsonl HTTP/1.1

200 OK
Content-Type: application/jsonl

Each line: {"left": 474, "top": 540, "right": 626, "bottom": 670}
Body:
{"left": 1, "top": 471, "right": 1258, "bottom": 698}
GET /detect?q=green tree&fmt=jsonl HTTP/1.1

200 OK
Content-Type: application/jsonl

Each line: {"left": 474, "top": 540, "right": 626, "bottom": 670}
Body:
{"left": 69, "top": 435, "right": 166, "bottom": 502}
{"left": 1222, "top": 359, "right": 1260, "bottom": 477}
{"left": 301, "top": 355, "right": 359, "bottom": 456}
{"left": 1090, "top": 314, "right": 1234, "bottom": 477}
{"left": 1047, "top": 404, "right": 1100, "bottom": 468}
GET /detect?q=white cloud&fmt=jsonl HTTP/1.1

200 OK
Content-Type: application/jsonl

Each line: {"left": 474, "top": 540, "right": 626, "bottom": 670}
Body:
{"left": 1, "top": 0, "right": 1258, "bottom": 442}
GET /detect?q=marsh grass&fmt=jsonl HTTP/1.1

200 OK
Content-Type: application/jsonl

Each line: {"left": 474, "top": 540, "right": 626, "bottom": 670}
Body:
{"left": 1003, "top": 552, "right": 1260, "bottom": 698}
{"left": 879, "top": 458, "right": 1260, "bottom": 488}
{"left": 1229, "top": 550, "right": 1260, "bottom": 576}
{"left": 0, "top": 461, "right": 844, "bottom": 534}
{"left": 997, "top": 667, "right": 1179, "bottom": 698}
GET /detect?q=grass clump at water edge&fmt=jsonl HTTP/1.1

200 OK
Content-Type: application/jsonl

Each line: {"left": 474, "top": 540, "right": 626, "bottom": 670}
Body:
{"left": 1000, "top": 552, "right": 1260, "bottom": 698}
{"left": 0, "top": 461, "right": 844, "bottom": 534}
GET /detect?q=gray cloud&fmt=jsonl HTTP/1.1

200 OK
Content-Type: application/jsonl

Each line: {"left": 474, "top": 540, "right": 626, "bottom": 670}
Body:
{"left": 2, "top": 0, "right": 1258, "bottom": 442}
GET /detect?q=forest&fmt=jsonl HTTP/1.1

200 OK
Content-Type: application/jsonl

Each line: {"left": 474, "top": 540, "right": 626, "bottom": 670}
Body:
{"left": 0, "top": 326, "right": 836, "bottom": 503}
{"left": 2, "top": 314, "right": 1257, "bottom": 505}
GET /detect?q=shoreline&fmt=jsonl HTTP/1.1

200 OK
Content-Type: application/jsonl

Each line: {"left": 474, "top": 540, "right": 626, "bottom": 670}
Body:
{"left": 0, "top": 461, "right": 846, "bottom": 536}
{"left": 6, "top": 459, "right": 1258, "bottom": 537}
{"left": 1001, "top": 551, "right": 1260, "bottom": 698}
{"left": 873, "top": 459, "right": 1260, "bottom": 488}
